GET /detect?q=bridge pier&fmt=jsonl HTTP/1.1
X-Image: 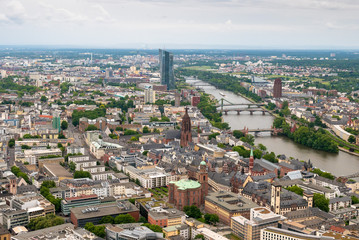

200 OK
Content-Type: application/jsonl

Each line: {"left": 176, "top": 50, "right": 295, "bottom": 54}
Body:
{"left": 250, "top": 111, "right": 253, "bottom": 115}
{"left": 262, "top": 111, "right": 265, "bottom": 115}
{"left": 237, "top": 111, "right": 240, "bottom": 115}
{"left": 224, "top": 111, "right": 228, "bottom": 115}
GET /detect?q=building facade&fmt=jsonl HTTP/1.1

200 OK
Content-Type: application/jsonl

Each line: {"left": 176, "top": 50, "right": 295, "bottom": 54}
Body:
{"left": 159, "top": 49, "right": 175, "bottom": 90}
{"left": 273, "top": 78, "right": 282, "bottom": 98}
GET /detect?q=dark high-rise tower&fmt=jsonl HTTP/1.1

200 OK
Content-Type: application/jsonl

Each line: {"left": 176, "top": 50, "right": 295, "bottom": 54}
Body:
{"left": 180, "top": 107, "right": 192, "bottom": 147}
{"left": 273, "top": 78, "right": 282, "bottom": 98}
{"left": 159, "top": 49, "right": 175, "bottom": 90}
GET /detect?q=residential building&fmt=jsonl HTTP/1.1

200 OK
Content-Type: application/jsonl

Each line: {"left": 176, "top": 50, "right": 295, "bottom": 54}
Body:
{"left": 144, "top": 88, "right": 156, "bottom": 104}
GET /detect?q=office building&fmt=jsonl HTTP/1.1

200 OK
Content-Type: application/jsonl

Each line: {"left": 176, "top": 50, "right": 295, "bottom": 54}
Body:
{"left": 144, "top": 88, "right": 156, "bottom": 104}
{"left": 106, "top": 224, "right": 164, "bottom": 240}
{"left": 205, "top": 191, "right": 259, "bottom": 225}
{"left": 273, "top": 78, "right": 282, "bottom": 98}
{"left": 260, "top": 227, "right": 334, "bottom": 240}
{"left": 12, "top": 223, "right": 97, "bottom": 240}
{"left": 10, "top": 194, "right": 55, "bottom": 222}
{"left": 3, "top": 209, "right": 28, "bottom": 229}
{"left": 70, "top": 201, "right": 139, "bottom": 227}
{"left": 123, "top": 166, "right": 176, "bottom": 189}
{"left": 231, "top": 207, "right": 286, "bottom": 240}
{"left": 106, "top": 67, "right": 114, "bottom": 78}
{"left": 61, "top": 194, "right": 101, "bottom": 216}
{"left": 159, "top": 49, "right": 175, "bottom": 90}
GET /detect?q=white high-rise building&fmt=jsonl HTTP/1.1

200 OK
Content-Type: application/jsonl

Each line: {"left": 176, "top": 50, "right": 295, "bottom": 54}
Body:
{"left": 144, "top": 88, "right": 156, "bottom": 104}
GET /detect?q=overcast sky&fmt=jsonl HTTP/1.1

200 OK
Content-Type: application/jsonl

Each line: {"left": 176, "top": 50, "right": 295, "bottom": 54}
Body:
{"left": 0, "top": 0, "right": 358, "bottom": 49}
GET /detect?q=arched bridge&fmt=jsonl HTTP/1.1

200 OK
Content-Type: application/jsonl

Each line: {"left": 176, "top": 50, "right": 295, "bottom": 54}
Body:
{"left": 222, "top": 108, "right": 267, "bottom": 115}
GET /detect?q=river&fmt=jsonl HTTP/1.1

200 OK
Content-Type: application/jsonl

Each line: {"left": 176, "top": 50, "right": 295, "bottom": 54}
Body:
{"left": 186, "top": 77, "right": 359, "bottom": 176}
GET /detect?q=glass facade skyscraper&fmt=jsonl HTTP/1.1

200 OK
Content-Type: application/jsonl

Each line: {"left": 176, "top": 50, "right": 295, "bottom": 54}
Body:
{"left": 159, "top": 49, "right": 175, "bottom": 90}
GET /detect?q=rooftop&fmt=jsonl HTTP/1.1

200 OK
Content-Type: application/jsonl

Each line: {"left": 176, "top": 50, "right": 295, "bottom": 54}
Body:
{"left": 170, "top": 179, "right": 201, "bottom": 190}
{"left": 205, "top": 191, "right": 259, "bottom": 213}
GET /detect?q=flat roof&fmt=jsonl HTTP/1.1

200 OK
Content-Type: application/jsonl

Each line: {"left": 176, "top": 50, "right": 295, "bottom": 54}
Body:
{"left": 44, "top": 164, "right": 73, "bottom": 178}
{"left": 71, "top": 201, "right": 138, "bottom": 219}
{"left": 205, "top": 191, "right": 259, "bottom": 212}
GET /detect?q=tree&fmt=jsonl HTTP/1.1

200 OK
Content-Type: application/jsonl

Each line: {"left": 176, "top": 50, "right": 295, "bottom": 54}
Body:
{"left": 141, "top": 223, "right": 162, "bottom": 232}
{"left": 61, "top": 121, "right": 68, "bottom": 130}
{"left": 85, "top": 125, "right": 98, "bottom": 131}
{"left": 351, "top": 196, "right": 359, "bottom": 204}
{"left": 240, "top": 134, "right": 255, "bottom": 145}
{"left": 204, "top": 213, "right": 219, "bottom": 225}
{"left": 258, "top": 143, "right": 267, "bottom": 151}
{"left": 183, "top": 205, "right": 202, "bottom": 219}
{"left": 135, "top": 179, "right": 141, "bottom": 186}
{"left": 285, "top": 186, "right": 304, "bottom": 196}
{"left": 195, "top": 234, "right": 205, "bottom": 240}
{"left": 40, "top": 95, "right": 48, "bottom": 102}
{"left": 84, "top": 222, "right": 106, "bottom": 238}
{"left": 74, "top": 171, "right": 91, "bottom": 179}
{"left": 8, "top": 138, "right": 15, "bottom": 148}
{"left": 138, "top": 216, "right": 147, "bottom": 223}
{"left": 348, "top": 135, "right": 356, "bottom": 144}
{"left": 100, "top": 215, "right": 114, "bottom": 224}
{"left": 142, "top": 150, "right": 148, "bottom": 156}
{"left": 253, "top": 149, "right": 263, "bottom": 159}
{"left": 28, "top": 214, "right": 64, "bottom": 230}
{"left": 232, "top": 130, "right": 245, "bottom": 139}
{"left": 114, "top": 214, "right": 136, "bottom": 224}
{"left": 69, "top": 162, "right": 76, "bottom": 172}
{"left": 142, "top": 126, "right": 150, "bottom": 133}
{"left": 313, "top": 193, "right": 329, "bottom": 212}
{"left": 263, "top": 152, "right": 277, "bottom": 163}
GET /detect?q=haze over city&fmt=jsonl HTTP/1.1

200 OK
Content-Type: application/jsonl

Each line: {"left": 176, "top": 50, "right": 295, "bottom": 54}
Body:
{"left": 0, "top": 0, "right": 359, "bottom": 49}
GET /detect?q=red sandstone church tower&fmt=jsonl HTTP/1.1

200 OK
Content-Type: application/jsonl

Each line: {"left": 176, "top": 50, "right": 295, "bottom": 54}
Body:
{"left": 273, "top": 78, "right": 282, "bottom": 98}
{"left": 180, "top": 107, "right": 192, "bottom": 147}
{"left": 249, "top": 148, "right": 254, "bottom": 175}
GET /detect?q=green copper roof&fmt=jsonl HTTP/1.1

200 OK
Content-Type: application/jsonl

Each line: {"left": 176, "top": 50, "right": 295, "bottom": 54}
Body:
{"left": 170, "top": 179, "right": 201, "bottom": 190}
{"left": 250, "top": 148, "right": 253, "bottom": 157}
{"left": 200, "top": 161, "right": 207, "bottom": 165}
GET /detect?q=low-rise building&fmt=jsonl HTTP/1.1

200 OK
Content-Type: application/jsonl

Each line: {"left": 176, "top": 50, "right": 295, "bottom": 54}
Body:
{"left": 61, "top": 194, "right": 101, "bottom": 216}
{"left": 205, "top": 191, "right": 259, "bottom": 225}
{"left": 3, "top": 209, "right": 28, "bottom": 229}
{"left": 124, "top": 165, "right": 176, "bottom": 189}
{"left": 70, "top": 201, "right": 139, "bottom": 227}
{"left": 231, "top": 207, "right": 286, "bottom": 240}
{"left": 11, "top": 223, "right": 97, "bottom": 240}
{"left": 261, "top": 227, "right": 334, "bottom": 240}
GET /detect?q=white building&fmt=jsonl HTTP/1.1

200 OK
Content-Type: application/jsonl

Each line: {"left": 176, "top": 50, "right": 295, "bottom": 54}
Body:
{"left": 260, "top": 227, "right": 334, "bottom": 240}
{"left": 123, "top": 165, "right": 176, "bottom": 189}
{"left": 144, "top": 88, "right": 156, "bottom": 104}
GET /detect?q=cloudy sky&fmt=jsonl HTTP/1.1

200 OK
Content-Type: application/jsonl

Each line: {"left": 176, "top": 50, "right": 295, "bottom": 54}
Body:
{"left": 0, "top": 0, "right": 358, "bottom": 49}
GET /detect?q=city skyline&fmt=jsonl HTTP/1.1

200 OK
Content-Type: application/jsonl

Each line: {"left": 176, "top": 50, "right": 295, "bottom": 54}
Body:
{"left": 0, "top": 0, "right": 359, "bottom": 49}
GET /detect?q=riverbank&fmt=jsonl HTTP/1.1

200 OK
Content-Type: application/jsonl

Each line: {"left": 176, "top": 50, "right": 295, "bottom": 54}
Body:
{"left": 184, "top": 76, "right": 359, "bottom": 176}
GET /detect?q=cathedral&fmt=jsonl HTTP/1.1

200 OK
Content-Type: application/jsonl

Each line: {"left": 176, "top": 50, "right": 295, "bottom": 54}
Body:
{"left": 180, "top": 107, "right": 192, "bottom": 147}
